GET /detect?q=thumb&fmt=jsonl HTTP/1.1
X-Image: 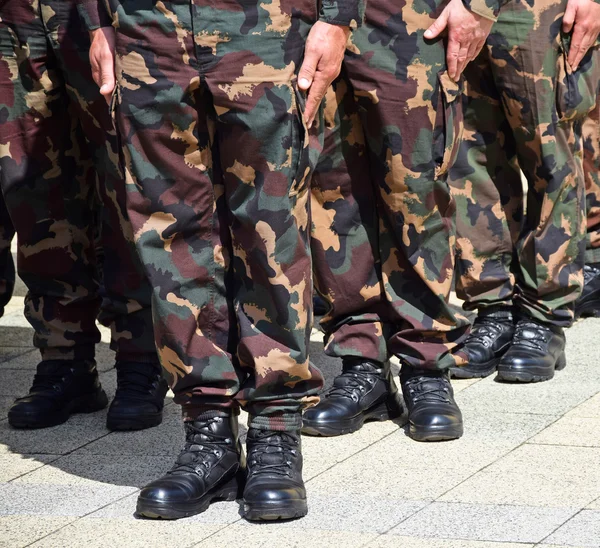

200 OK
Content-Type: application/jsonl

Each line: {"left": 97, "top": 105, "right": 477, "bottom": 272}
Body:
{"left": 99, "top": 59, "right": 115, "bottom": 98}
{"left": 425, "top": 8, "right": 449, "bottom": 39}
{"left": 563, "top": 1, "right": 576, "bottom": 33}
{"left": 298, "top": 49, "right": 320, "bottom": 91}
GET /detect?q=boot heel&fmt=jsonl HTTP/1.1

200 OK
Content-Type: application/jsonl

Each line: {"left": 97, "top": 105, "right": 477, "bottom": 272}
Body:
{"left": 555, "top": 352, "right": 567, "bottom": 371}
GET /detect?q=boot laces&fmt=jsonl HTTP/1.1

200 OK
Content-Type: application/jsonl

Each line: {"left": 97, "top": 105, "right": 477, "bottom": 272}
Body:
{"left": 327, "top": 369, "right": 377, "bottom": 402}
{"left": 512, "top": 321, "right": 547, "bottom": 352}
{"left": 30, "top": 362, "right": 75, "bottom": 394}
{"left": 248, "top": 431, "right": 298, "bottom": 478}
{"left": 169, "top": 418, "right": 231, "bottom": 476}
{"left": 115, "top": 362, "right": 161, "bottom": 400}
{"left": 404, "top": 371, "right": 451, "bottom": 404}
{"left": 465, "top": 317, "right": 510, "bottom": 348}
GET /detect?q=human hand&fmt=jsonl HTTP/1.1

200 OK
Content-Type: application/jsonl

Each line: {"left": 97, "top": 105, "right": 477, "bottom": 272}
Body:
{"left": 89, "top": 27, "right": 116, "bottom": 102}
{"left": 563, "top": 0, "right": 600, "bottom": 70}
{"left": 425, "top": 0, "right": 494, "bottom": 81}
{"left": 298, "top": 21, "right": 350, "bottom": 128}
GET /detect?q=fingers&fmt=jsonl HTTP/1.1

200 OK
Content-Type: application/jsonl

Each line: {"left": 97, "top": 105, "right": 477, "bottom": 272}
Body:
{"left": 455, "top": 42, "right": 470, "bottom": 79}
{"left": 304, "top": 72, "right": 329, "bottom": 128}
{"left": 298, "top": 49, "right": 320, "bottom": 91}
{"left": 563, "top": 1, "right": 577, "bottom": 33}
{"left": 425, "top": 8, "right": 449, "bottom": 40}
{"left": 446, "top": 36, "right": 461, "bottom": 81}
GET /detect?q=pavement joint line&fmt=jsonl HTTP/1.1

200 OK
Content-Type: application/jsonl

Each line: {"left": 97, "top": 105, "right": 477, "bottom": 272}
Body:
{"left": 525, "top": 441, "right": 600, "bottom": 449}
{"left": 536, "top": 506, "right": 587, "bottom": 546}
{"left": 21, "top": 489, "right": 141, "bottom": 548}
{"left": 374, "top": 405, "right": 584, "bottom": 538}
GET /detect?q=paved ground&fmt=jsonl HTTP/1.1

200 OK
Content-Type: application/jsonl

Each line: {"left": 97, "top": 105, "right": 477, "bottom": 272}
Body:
{"left": 1, "top": 286, "right": 600, "bottom": 548}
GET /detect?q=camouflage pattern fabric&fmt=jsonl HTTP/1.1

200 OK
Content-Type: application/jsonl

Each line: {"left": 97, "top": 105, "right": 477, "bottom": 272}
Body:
{"left": 451, "top": 0, "right": 599, "bottom": 327}
{"left": 583, "top": 94, "right": 600, "bottom": 264}
{"left": 311, "top": 0, "right": 471, "bottom": 371}
{"left": 0, "top": 0, "right": 156, "bottom": 362}
{"left": 103, "top": 0, "right": 343, "bottom": 431}
{"left": 0, "top": 194, "right": 15, "bottom": 317}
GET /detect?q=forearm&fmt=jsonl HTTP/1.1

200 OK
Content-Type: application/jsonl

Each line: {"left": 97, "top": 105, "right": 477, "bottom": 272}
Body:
{"left": 77, "top": 0, "right": 112, "bottom": 31}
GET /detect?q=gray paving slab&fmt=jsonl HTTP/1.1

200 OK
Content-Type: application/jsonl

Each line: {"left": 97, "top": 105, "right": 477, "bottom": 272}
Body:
{"left": 543, "top": 510, "right": 600, "bottom": 547}
{"left": 0, "top": 396, "right": 13, "bottom": 421}
{"left": 0, "top": 368, "right": 34, "bottom": 397}
{"left": 0, "top": 347, "right": 36, "bottom": 365}
{"left": 194, "top": 526, "right": 378, "bottom": 548}
{"left": 440, "top": 444, "right": 600, "bottom": 508}
{"left": 568, "top": 393, "right": 600, "bottom": 418}
{"left": 530, "top": 416, "right": 600, "bottom": 447}
{"left": 0, "top": 410, "right": 111, "bottom": 455}
{"left": 0, "top": 483, "right": 136, "bottom": 517}
{"left": 12, "top": 454, "right": 174, "bottom": 489}
{"left": 0, "top": 453, "right": 58, "bottom": 482}
{"left": 0, "top": 349, "right": 41, "bottom": 371}
{"left": 389, "top": 502, "right": 575, "bottom": 543}
{"left": 0, "top": 516, "right": 75, "bottom": 548}
{"left": 368, "top": 537, "right": 535, "bottom": 548}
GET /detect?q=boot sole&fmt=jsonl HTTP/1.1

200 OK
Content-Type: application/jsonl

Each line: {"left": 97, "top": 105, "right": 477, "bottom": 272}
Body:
{"left": 136, "top": 473, "right": 241, "bottom": 520}
{"left": 106, "top": 411, "right": 163, "bottom": 432}
{"left": 8, "top": 388, "right": 109, "bottom": 429}
{"left": 496, "top": 352, "right": 566, "bottom": 383}
{"left": 301, "top": 394, "right": 407, "bottom": 437}
{"left": 449, "top": 358, "right": 499, "bottom": 379}
{"left": 409, "top": 423, "right": 464, "bottom": 442}
{"left": 243, "top": 499, "right": 308, "bottom": 521}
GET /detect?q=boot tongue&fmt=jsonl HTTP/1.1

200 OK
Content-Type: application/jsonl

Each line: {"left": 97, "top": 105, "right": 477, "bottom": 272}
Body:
{"left": 342, "top": 360, "right": 383, "bottom": 374}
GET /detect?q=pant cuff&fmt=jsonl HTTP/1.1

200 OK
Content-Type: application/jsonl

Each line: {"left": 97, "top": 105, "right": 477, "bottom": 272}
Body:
{"left": 248, "top": 413, "right": 302, "bottom": 432}
{"left": 585, "top": 248, "right": 600, "bottom": 265}
{"left": 182, "top": 406, "right": 239, "bottom": 422}
{"left": 40, "top": 347, "right": 95, "bottom": 361}
{"left": 115, "top": 352, "right": 159, "bottom": 364}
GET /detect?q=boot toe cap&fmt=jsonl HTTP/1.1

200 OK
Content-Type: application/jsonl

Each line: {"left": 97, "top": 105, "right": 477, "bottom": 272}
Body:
{"left": 244, "top": 482, "right": 306, "bottom": 504}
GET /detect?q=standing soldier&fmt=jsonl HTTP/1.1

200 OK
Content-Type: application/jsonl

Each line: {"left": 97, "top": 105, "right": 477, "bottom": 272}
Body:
{"left": 304, "top": 0, "right": 496, "bottom": 442}
{"left": 576, "top": 93, "right": 600, "bottom": 318}
{"left": 450, "top": 0, "right": 600, "bottom": 381}
{"left": 83, "top": 0, "right": 352, "bottom": 521}
{"left": 0, "top": 0, "right": 167, "bottom": 431}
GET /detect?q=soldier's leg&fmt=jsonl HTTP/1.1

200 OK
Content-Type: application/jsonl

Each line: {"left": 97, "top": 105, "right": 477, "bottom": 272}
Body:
{"left": 112, "top": 0, "right": 321, "bottom": 520}
{"left": 303, "top": 73, "right": 404, "bottom": 436}
{"left": 576, "top": 94, "right": 600, "bottom": 317}
{"left": 0, "top": 194, "right": 15, "bottom": 317}
{"left": 345, "top": 0, "right": 471, "bottom": 441}
{"left": 448, "top": 44, "right": 523, "bottom": 379}
{"left": 491, "top": 0, "right": 592, "bottom": 381}
{"left": 46, "top": 0, "right": 166, "bottom": 431}
{"left": 0, "top": 0, "right": 108, "bottom": 428}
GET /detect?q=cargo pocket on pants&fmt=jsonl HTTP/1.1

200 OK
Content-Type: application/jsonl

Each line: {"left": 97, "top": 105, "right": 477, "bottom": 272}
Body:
{"left": 433, "top": 71, "right": 464, "bottom": 179}
{"left": 556, "top": 34, "right": 600, "bottom": 123}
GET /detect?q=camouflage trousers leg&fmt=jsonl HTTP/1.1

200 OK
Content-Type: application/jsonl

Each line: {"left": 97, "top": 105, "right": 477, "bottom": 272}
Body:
{"left": 0, "top": 0, "right": 156, "bottom": 361}
{"left": 311, "top": 72, "right": 390, "bottom": 364}
{"left": 0, "top": 194, "right": 15, "bottom": 317}
{"left": 452, "top": 0, "right": 593, "bottom": 326}
{"left": 312, "top": 0, "right": 471, "bottom": 370}
{"left": 584, "top": 94, "right": 600, "bottom": 264}
{"left": 112, "top": 0, "right": 323, "bottom": 430}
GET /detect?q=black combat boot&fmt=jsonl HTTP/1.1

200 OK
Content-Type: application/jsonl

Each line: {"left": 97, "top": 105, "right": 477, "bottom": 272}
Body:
{"left": 106, "top": 361, "right": 169, "bottom": 431}
{"left": 450, "top": 307, "right": 515, "bottom": 379}
{"left": 137, "top": 415, "right": 244, "bottom": 519}
{"left": 8, "top": 360, "right": 108, "bottom": 429}
{"left": 400, "top": 366, "right": 463, "bottom": 442}
{"left": 302, "top": 359, "right": 405, "bottom": 436}
{"left": 575, "top": 263, "right": 600, "bottom": 319}
{"left": 243, "top": 428, "right": 307, "bottom": 521}
{"left": 496, "top": 318, "right": 566, "bottom": 382}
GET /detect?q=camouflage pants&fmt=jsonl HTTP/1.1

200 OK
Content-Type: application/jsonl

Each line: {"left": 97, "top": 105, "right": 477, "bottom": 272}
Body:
{"left": 0, "top": 194, "right": 15, "bottom": 317}
{"left": 110, "top": 0, "right": 323, "bottom": 430}
{"left": 311, "top": 0, "right": 470, "bottom": 371}
{"left": 584, "top": 94, "right": 600, "bottom": 264}
{"left": 451, "top": 0, "right": 598, "bottom": 326}
{"left": 0, "top": 0, "right": 156, "bottom": 362}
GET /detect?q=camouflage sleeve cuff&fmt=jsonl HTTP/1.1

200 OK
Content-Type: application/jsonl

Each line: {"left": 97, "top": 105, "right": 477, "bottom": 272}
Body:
{"left": 77, "top": 0, "right": 112, "bottom": 30}
{"left": 318, "top": 0, "right": 365, "bottom": 29}
{"left": 462, "top": 0, "right": 501, "bottom": 21}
